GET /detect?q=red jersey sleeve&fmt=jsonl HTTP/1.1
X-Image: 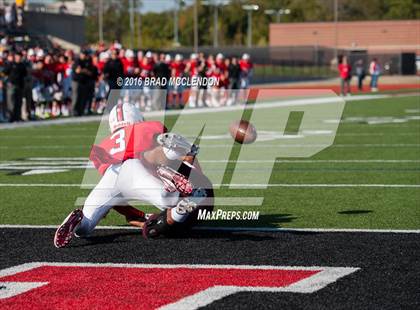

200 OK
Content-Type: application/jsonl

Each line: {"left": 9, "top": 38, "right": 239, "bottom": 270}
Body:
{"left": 89, "top": 144, "right": 121, "bottom": 175}
{"left": 89, "top": 121, "right": 167, "bottom": 175}
{"left": 130, "top": 121, "right": 167, "bottom": 158}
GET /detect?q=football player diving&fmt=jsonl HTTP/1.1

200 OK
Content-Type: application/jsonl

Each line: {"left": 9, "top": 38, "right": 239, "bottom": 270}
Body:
{"left": 54, "top": 101, "right": 213, "bottom": 248}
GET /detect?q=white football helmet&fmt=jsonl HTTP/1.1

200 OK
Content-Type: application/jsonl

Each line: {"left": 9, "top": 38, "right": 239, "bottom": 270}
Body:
{"left": 109, "top": 102, "right": 144, "bottom": 133}
{"left": 125, "top": 49, "right": 135, "bottom": 58}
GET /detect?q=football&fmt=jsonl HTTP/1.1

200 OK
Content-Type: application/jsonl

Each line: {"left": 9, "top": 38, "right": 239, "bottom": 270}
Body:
{"left": 229, "top": 120, "right": 257, "bottom": 144}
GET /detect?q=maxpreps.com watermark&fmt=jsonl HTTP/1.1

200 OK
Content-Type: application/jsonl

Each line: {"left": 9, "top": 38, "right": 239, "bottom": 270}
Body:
{"left": 116, "top": 76, "right": 219, "bottom": 88}
{"left": 197, "top": 209, "right": 260, "bottom": 221}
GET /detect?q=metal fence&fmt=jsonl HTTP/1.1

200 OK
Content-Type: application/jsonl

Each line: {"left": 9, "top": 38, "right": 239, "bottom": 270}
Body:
{"left": 170, "top": 46, "right": 416, "bottom": 83}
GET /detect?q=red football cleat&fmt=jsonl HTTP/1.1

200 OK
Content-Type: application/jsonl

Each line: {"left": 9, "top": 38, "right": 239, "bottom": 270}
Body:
{"left": 54, "top": 209, "right": 84, "bottom": 248}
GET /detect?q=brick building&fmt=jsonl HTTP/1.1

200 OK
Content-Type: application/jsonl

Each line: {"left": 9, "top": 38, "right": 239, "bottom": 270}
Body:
{"left": 269, "top": 20, "right": 420, "bottom": 54}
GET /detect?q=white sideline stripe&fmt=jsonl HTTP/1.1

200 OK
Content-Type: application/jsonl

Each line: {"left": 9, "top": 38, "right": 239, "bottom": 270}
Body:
{"left": 1, "top": 161, "right": 89, "bottom": 165}
{"left": 73, "top": 197, "right": 264, "bottom": 206}
{"left": 0, "top": 183, "right": 84, "bottom": 187}
{"left": 29, "top": 157, "right": 87, "bottom": 160}
{"left": 199, "top": 144, "right": 420, "bottom": 148}
{"left": 21, "top": 169, "right": 69, "bottom": 176}
{"left": 0, "top": 183, "right": 419, "bottom": 188}
{"left": 21, "top": 158, "right": 420, "bottom": 163}
{"left": 0, "top": 93, "right": 416, "bottom": 130}
{"left": 0, "top": 166, "right": 90, "bottom": 170}
{"left": 1, "top": 132, "right": 419, "bottom": 138}
{"left": 224, "top": 183, "right": 420, "bottom": 188}
{"left": 201, "top": 159, "right": 420, "bottom": 163}
{"left": 0, "top": 224, "right": 418, "bottom": 234}
{"left": 195, "top": 226, "right": 420, "bottom": 234}
{"left": 1, "top": 143, "right": 420, "bottom": 149}
{"left": 1, "top": 159, "right": 419, "bottom": 167}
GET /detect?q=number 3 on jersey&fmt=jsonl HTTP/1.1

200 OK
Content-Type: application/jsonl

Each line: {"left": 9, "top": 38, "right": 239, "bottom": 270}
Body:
{"left": 110, "top": 130, "right": 126, "bottom": 155}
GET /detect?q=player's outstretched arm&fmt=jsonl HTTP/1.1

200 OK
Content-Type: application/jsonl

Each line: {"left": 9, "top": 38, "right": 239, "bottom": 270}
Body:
{"left": 143, "top": 146, "right": 170, "bottom": 166}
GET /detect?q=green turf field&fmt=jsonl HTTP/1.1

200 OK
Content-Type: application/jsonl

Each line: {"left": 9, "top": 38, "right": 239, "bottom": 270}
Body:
{"left": 0, "top": 94, "right": 419, "bottom": 229}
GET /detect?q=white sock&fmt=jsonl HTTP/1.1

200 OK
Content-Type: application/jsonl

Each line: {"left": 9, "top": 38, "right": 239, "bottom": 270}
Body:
{"left": 170, "top": 206, "right": 188, "bottom": 223}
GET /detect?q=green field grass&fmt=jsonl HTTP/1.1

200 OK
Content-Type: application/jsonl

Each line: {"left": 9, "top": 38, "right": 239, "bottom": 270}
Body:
{"left": 0, "top": 94, "right": 419, "bottom": 229}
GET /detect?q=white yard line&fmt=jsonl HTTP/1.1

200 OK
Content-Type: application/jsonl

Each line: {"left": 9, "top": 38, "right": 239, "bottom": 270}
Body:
{"left": 0, "top": 166, "right": 91, "bottom": 170}
{"left": 201, "top": 144, "right": 420, "bottom": 148}
{"left": 0, "top": 224, "right": 418, "bottom": 234}
{"left": 4, "top": 159, "right": 420, "bottom": 164}
{"left": 224, "top": 184, "right": 420, "bottom": 188}
{"left": 1, "top": 132, "right": 419, "bottom": 138}
{"left": 1, "top": 93, "right": 415, "bottom": 130}
{"left": 200, "top": 159, "right": 420, "bottom": 163}
{"left": 0, "top": 183, "right": 418, "bottom": 188}
{"left": 28, "top": 157, "right": 88, "bottom": 160}
{"left": 0, "top": 135, "right": 95, "bottom": 138}
{"left": 194, "top": 226, "right": 420, "bottom": 234}
{"left": 1, "top": 144, "right": 419, "bottom": 149}
{"left": 0, "top": 183, "right": 86, "bottom": 187}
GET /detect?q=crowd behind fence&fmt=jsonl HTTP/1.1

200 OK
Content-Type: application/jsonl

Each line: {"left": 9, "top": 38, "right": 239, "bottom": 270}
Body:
{"left": 177, "top": 46, "right": 414, "bottom": 83}
{"left": 0, "top": 40, "right": 254, "bottom": 122}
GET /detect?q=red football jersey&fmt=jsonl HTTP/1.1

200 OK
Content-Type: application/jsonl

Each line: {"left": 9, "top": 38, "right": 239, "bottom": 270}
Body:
{"left": 171, "top": 62, "right": 186, "bottom": 77}
{"left": 187, "top": 60, "right": 198, "bottom": 76}
{"left": 140, "top": 60, "right": 154, "bottom": 78}
{"left": 90, "top": 121, "right": 167, "bottom": 175}
{"left": 215, "top": 61, "right": 227, "bottom": 73}
{"left": 122, "top": 57, "right": 138, "bottom": 76}
{"left": 239, "top": 60, "right": 253, "bottom": 72}
{"left": 338, "top": 63, "right": 351, "bottom": 79}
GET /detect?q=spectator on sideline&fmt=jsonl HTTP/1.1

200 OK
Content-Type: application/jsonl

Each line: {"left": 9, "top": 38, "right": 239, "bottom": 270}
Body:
{"left": 72, "top": 50, "right": 97, "bottom": 116}
{"left": 153, "top": 53, "right": 171, "bottom": 110}
{"left": 139, "top": 51, "right": 155, "bottom": 111}
{"left": 355, "top": 59, "right": 366, "bottom": 91}
{"left": 0, "top": 41, "right": 255, "bottom": 121}
{"left": 23, "top": 50, "right": 34, "bottom": 120}
{"left": 122, "top": 49, "right": 139, "bottom": 77}
{"left": 4, "top": 52, "right": 26, "bottom": 122}
{"left": 228, "top": 56, "right": 241, "bottom": 105}
{"left": 185, "top": 53, "right": 199, "bottom": 108}
{"left": 196, "top": 53, "right": 208, "bottom": 108}
{"left": 338, "top": 55, "right": 352, "bottom": 96}
{"left": 228, "top": 57, "right": 240, "bottom": 89}
{"left": 369, "top": 58, "right": 381, "bottom": 92}
{"left": 239, "top": 53, "right": 253, "bottom": 89}
{"left": 4, "top": 3, "right": 17, "bottom": 30}
{"left": 103, "top": 49, "right": 124, "bottom": 91}
{"left": 170, "top": 54, "right": 185, "bottom": 108}
{"left": 154, "top": 53, "right": 171, "bottom": 86}
{"left": 56, "top": 54, "right": 72, "bottom": 116}
{"left": 0, "top": 79, "right": 5, "bottom": 122}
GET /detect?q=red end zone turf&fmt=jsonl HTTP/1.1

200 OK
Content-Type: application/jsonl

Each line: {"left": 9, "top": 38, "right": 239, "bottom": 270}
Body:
{"left": 0, "top": 265, "right": 320, "bottom": 309}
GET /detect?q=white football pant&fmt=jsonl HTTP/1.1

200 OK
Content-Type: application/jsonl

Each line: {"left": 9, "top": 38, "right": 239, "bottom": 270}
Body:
{"left": 76, "top": 158, "right": 179, "bottom": 236}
